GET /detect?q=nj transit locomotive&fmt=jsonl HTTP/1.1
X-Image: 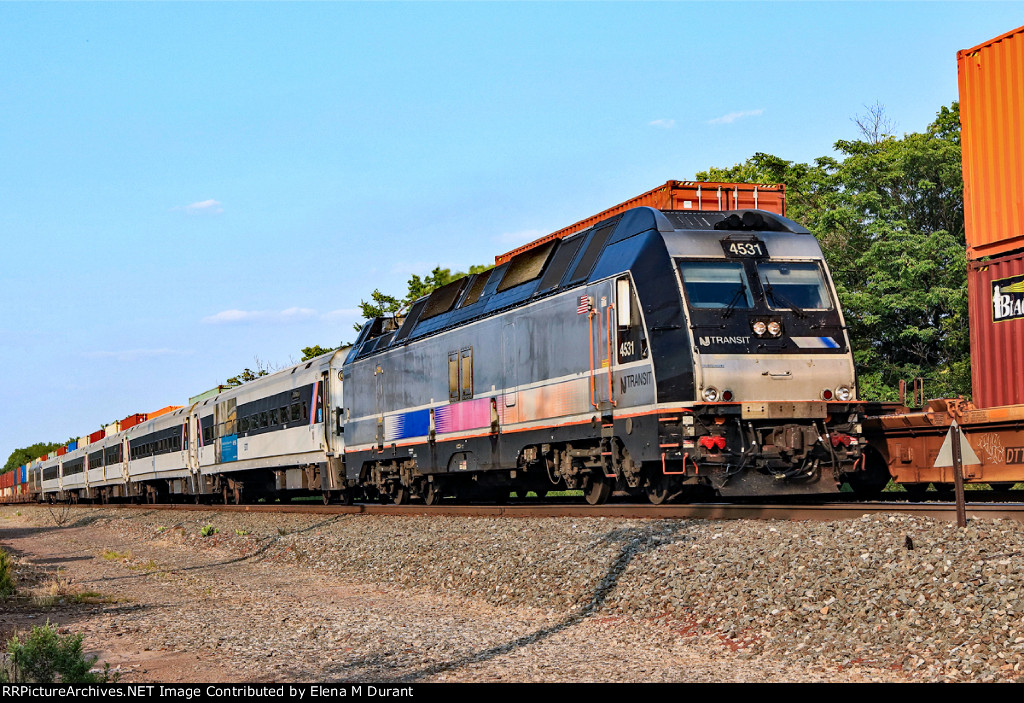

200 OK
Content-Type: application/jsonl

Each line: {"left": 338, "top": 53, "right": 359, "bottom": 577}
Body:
{"left": 27, "top": 205, "right": 870, "bottom": 506}
{"left": 340, "top": 206, "right": 868, "bottom": 505}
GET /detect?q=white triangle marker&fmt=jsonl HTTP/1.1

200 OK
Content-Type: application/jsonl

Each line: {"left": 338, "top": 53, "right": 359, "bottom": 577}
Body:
{"left": 934, "top": 420, "right": 982, "bottom": 468}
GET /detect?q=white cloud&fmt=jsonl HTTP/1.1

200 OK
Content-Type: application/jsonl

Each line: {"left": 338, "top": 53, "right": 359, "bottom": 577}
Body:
{"left": 707, "top": 109, "right": 765, "bottom": 125}
{"left": 176, "top": 199, "right": 224, "bottom": 215}
{"left": 649, "top": 118, "right": 675, "bottom": 129}
{"left": 202, "top": 308, "right": 317, "bottom": 325}
{"left": 85, "top": 348, "right": 194, "bottom": 362}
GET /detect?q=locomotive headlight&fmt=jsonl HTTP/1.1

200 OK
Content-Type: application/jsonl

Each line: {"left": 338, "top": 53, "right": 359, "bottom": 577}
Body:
{"left": 767, "top": 321, "right": 782, "bottom": 337}
{"left": 835, "top": 386, "right": 853, "bottom": 401}
{"left": 702, "top": 387, "right": 720, "bottom": 402}
{"left": 752, "top": 321, "right": 767, "bottom": 336}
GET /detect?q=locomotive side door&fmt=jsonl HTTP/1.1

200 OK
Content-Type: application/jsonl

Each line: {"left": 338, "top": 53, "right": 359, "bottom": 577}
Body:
{"left": 589, "top": 281, "right": 617, "bottom": 411}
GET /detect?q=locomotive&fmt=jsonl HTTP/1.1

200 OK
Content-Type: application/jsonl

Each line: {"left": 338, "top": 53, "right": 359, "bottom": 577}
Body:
{"left": 22, "top": 201, "right": 871, "bottom": 506}
{"left": 341, "top": 205, "right": 868, "bottom": 505}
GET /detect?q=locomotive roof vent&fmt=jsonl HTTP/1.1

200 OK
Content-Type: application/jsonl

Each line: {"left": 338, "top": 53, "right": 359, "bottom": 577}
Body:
{"left": 712, "top": 210, "right": 808, "bottom": 234}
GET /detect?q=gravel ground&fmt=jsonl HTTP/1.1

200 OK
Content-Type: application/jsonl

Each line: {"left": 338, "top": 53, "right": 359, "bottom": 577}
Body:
{"left": 1, "top": 504, "right": 1022, "bottom": 682}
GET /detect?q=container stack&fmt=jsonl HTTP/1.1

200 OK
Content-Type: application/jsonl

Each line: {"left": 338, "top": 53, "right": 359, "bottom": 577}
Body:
{"left": 958, "top": 25, "right": 1024, "bottom": 409}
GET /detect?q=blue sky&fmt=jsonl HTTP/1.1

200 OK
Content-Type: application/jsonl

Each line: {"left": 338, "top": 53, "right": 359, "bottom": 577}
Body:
{"left": 1, "top": 2, "right": 1021, "bottom": 458}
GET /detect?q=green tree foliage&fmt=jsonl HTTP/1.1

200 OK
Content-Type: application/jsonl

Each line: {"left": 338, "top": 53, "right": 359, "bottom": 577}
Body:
{"left": 356, "top": 264, "right": 492, "bottom": 331}
{"left": 3, "top": 442, "right": 62, "bottom": 473}
{"left": 697, "top": 103, "right": 968, "bottom": 400}
{"left": 300, "top": 345, "right": 336, "bottom": 361}
{"left": 225, "top": 368, "right": 268, "bottom": 387}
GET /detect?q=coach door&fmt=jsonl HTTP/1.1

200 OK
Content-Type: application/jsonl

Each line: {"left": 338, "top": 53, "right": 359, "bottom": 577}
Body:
{"left": 187, "top": 406, "right": 201, "bottom": 488}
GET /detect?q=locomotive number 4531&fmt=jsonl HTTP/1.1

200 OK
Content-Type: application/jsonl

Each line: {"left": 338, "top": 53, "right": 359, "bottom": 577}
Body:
{"left": 720, "top": 238, "right": 768, "bottom": 258}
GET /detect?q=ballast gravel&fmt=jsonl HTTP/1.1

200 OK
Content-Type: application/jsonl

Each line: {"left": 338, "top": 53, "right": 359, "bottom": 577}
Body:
{"left": 2, "top": 505, "right": 1023, "bottom": 682}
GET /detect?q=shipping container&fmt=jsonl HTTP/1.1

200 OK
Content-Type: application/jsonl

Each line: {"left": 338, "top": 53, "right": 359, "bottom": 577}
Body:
{"left": 148, "top": 405, "right": 183, "bottom": 420}
{"left": 958, "top": 25, "right": 1024, "bottom": 260}
{"left": 188, "top": 385, "right": 231, "bottom": 405}
{"left": 89, "top": 429, "right": 105, "bottom": 443}
{"left": 78, "top": 435, "right": 90, "bottom": 448}
{"left": 66, "top": 440, "right": 78, "bottom": 452}
{"left": 120, "top": 413, "right": 147, "bottom": 430}
{"left": 105, "top": 422, "right": 120, "bottom": 435}
{"left": 56, "top": 447, "right": 67, "bottom": 456}
{"left": 494, "top": 180, "right": 787, "bottom": 264}
{"left": 20, "top": 465, "right": 27, "bottom": 485}
{"left": 968, "top": 251, "right": 1024, "bottom": 407}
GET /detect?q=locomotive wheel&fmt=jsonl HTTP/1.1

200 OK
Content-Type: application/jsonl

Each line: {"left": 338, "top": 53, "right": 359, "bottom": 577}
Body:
{"left": 424, "top": 482, "right": 442, "bottom": 506}
{"left": 645, "top": 477, "right": 671, "bottom": 505}
{"left": 533, "top": 489, "right": 548, "bottom": 500}
{"left": 393, "top": 485, "right": 410, "bottom": 505}
{"left": 339, "top": 488, "right": 354, "bottom": 506}
{"left": 903, "top": 483, "right": 928, "bottom": 502}
{"left": 583, "top": 474, "right": 612, "bottom": 506}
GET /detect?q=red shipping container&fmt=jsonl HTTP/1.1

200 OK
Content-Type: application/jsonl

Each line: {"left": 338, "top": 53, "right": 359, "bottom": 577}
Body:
{"left": 958, "top": 25, "right": 1024, "bottom": 260}
{"left": 57, "top": 446, "right": 67, "bottom": 456}
{"left": 89, "top": 429, "right": 105, "bottom": 443}
{"left": 968, "top": 251, "right": 1024, "bottom": 407}
{"left": 495, "top": 180, "right": 786, "bottom": 265}
{"left": 120, "top": 413, "right": 147, "bottom": 430}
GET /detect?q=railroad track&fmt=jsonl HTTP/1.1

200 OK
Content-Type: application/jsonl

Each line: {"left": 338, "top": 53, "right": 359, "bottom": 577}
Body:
{"left": 21, "top": 500, "right": 1024, "bottom": 524}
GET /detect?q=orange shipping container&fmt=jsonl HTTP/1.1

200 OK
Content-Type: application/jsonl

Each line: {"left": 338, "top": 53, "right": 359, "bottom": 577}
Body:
{"left": 148, "top": 405, "right": 183, "bottom": 420}
{"left": 495, "top": 180, "right": 786, "bottom": 265}
{"left": 958, "top": 25, "right": 1024, "bottom": 260}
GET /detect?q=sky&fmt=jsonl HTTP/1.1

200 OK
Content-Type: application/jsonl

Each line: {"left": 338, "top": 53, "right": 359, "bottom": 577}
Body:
{"left": 1, "top": 1, "right": 1022, "bottom": 460}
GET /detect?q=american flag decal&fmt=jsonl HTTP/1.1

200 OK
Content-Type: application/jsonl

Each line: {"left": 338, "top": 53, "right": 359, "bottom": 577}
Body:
{"left": 577, "top": 295, "right": 591, "bottom": 315}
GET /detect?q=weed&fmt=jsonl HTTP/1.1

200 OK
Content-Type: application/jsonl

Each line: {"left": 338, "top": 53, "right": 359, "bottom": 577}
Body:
{"left": 155, "top": 526, "right": 168, "bottom": 533}
{"left": 0, "top": 550, "right": 15, "bottom": 598}
{"left": 199, "top": 525, "right": 218, "bottom": 537}
{"left": 0, "top": 621, "right": 116, "bottom": 683}
{"left": 234, "top": 529, "right": 248, "bottom": 536}
{"left": 277, "top": 527, "right": 289, "bottom": 536}
{"left": 100, "top": 550, "right": 130, "bottom": 561}
{"left": 127, "top": 560, "right": 159, "bottom": 572}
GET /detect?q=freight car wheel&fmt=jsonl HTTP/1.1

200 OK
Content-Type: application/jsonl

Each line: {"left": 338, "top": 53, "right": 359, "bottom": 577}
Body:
{"left": 583, "top": 474, "right": 612, "bottom": 506}
{"left": 322, "top": 491, "right": 333, "bottom": 505}
{"left": 339, "top": 488, "right": 354, "bottom": 506}
{"left": 393, "top": 485, "right": 410, "bottom": 505}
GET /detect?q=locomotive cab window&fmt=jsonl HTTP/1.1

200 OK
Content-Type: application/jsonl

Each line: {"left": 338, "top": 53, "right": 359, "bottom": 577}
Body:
{"left": 678, "top": 262, "right": 753, "bottom": 309}
{"left": 757, "top": 262, "right": 833, "bottom": 311}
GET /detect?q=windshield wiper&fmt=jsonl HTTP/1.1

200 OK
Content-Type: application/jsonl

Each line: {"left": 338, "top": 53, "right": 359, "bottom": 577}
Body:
{"left": 763, "top": 278, "right": 807, "bottom": 319}
{"left": 721, "top": 285, "right": 748, "bottom": 319}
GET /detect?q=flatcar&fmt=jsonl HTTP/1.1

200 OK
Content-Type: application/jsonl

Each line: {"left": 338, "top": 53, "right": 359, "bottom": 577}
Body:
{"left": 340, "top": 206, "right": 871, "bottom": 505}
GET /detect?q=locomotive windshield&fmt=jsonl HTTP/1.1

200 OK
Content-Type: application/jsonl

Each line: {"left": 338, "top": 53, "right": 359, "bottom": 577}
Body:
{"left": 678, "top": 262, "right": 753, "bottom": 309}
{"left": 756, "top": 262, "right": 833, "bottom": 311}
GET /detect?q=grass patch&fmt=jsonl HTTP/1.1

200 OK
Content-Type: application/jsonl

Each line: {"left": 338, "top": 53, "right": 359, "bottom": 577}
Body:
{"left": 127, "top": 560, "right": 159, "bottom": 572}
{"left": 234, "top": 529, "right": 248, "bottom": 536}
{"left": 0, "top": 550, "right": 15, "bottom": 598}
{"left": 100, "top": 550, "right": 130, "bottom": 561}
{"left": 199, "top": 525, "right": 218, "bottom": 537}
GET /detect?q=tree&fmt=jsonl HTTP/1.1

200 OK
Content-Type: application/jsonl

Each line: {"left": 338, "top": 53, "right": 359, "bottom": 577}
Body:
{"left": 300, "top": 345, "right": 335, "bottom": 361}
{"left": 3, "top": 442, "right": 63, "bottom": 473}
{"left": 355, "top": 264, "right": 491, "bottom": 331}
{"left": 697, "top": 103, "right": 968, "bottom": 400}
